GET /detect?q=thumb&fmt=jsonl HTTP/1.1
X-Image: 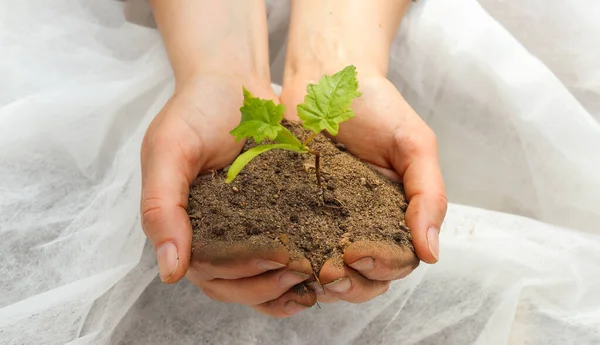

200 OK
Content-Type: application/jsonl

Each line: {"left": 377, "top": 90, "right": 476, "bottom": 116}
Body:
{"left": 140, "top": 128, "right": 199, "bottom": 283}
{"left": 390, "top": 129, "right": 447, "bottom": 264}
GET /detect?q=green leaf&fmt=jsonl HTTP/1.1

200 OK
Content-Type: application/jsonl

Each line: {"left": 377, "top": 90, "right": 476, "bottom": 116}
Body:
{"left": 273, "top": 126, "right": 303, "bottom": 147}
{"left": 230, "top": 88, "right": 286, "bottom": 143}
{"left": 297, "top": 65, "right": 362, "bottom": 136}
{"left": 226, "top": 144, "right": 308, "bottom": 183}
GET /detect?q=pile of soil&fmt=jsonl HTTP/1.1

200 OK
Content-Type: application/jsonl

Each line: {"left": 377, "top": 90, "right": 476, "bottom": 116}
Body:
{"left": 187, "top": 121, "right": 414, "bottom": 273}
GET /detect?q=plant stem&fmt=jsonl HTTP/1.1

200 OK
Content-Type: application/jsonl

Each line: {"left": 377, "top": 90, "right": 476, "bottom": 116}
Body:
{"left": 280, "top": 129, "right": 298, "bottom": 143}
{"left": 306, "top": 147, "right": 322, "bottom": 187}
{"left": 303, "top": 132, "right": 317, "bottom": 147}
{"left": 315, "top": 151, "right": 321, "bottom": 187}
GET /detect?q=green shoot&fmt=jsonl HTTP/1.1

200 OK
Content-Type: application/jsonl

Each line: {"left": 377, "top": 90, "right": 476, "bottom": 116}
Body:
{"left": 226, "top": 65, "right": 361, "bottom": 184}
{"left": 297, "top": 65, "right": 362, "bottom": 136}
{"left": 225, "top": 144, "right": 308, "bottom": 183}
{"left": 230, "top": 87, "right": 288, "bottom": 144}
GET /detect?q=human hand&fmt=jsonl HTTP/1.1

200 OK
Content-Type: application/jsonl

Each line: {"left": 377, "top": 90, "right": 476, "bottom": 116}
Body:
{"left": 141, "top": 73, "right": 315, "bottom": 317}
{"left": 281, "top": 70, "right": 447, "bottom": 303}
{"left": 280, "top": 0, "right": 446, "bottom": 303}
{"left": 142, "top": 0, "right": 316, "bottom": 318}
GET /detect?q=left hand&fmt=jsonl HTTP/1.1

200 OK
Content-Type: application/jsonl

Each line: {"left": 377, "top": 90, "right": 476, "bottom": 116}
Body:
{"left": 281, "top": 73, "right": 447, "bottom": 303}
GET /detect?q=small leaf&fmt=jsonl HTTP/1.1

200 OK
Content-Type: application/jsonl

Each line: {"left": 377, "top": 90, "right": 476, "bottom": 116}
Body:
{"left": 297, "top": 65, "right": 362, "bottom": 136}
{"left": 273, "top": 126, "right": 303, "bottom": 147}
{"left": 226, "top": 144, "right": 308, "bottom": 183}
{"left": 230, "top": 88, "right": 286, "bottom": 143}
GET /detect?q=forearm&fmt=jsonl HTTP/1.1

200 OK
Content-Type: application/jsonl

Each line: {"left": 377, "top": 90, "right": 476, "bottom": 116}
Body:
{"left": 285, "top": 0, "right": 411, "bottom": 79}
{"left": 149, "top": 0, "right": 271, "bottom": 88}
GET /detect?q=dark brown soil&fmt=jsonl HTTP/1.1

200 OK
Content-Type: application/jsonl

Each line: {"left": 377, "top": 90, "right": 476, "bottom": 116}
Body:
{"left": 187, "top": 121, "right": 415, "bottom": 274}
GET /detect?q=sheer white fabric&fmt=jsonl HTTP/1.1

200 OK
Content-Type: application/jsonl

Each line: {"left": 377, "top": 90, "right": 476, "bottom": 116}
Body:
{"left": 1, "top": 1, "right": 599, "bottom": 344}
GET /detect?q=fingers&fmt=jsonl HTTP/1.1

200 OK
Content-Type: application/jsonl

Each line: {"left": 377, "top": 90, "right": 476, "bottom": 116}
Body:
{"left": 318, "top": 257, "right": 391, "bottom": 304}
{"left": 252, "top": 287, "right": 317, "bottom": 318}
{"left": 140, "top": 114, "right": 202, "bottom": 283}
{"left": 189, "top": 255, "right": 313, "bottom": 306}
{"left": 344, "top": 240, "right": 419, "bottom": 281}
{"left": 389, "top": 125, "right": 447, "bottom": 264}
{"left": 190, "top": 241, "right": 290, "bottom": 280}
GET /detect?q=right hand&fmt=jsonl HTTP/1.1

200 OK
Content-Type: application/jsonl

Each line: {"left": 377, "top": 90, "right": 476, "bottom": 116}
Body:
{"left": 140, "top": 73, "right": 315, "bottom": 318}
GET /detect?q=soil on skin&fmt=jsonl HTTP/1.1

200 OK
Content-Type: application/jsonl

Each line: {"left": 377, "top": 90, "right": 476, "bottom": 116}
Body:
{"left": 187, "top": 121, "right": 415, "bottom": 274}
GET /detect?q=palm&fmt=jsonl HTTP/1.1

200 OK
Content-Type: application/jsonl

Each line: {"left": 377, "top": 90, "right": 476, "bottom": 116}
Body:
{"left": 144, "top": 74, "right": 277, "bottom": 179}
{"left": 335, "top": 77, "right": 414, "bottom": 176}
{"left": 282, "top": 76, "right": 431, "bottom": 179}
{"left": 140, "top": 73, "right": 283, "bottom": 288}
{"left": 281, "top": 74, "right": 444, "bottom": 268}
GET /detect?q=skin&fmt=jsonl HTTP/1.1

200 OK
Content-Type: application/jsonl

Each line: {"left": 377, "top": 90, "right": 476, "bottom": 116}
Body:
{"left": 142, "top": 0, "right": 447, "bottom": 317}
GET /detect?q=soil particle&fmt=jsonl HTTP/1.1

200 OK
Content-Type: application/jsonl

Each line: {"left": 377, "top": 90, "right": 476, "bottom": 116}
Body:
{"left": 188, "top": 121, "right": 414, "bottom": 273}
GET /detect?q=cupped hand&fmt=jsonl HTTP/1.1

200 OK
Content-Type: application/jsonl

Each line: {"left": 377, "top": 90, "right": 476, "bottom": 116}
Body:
{"left": 140, "top": 73, "right": 315, "bottom": 317}
{"left": 281, "top": 73, "right": 447, "bottom": 303}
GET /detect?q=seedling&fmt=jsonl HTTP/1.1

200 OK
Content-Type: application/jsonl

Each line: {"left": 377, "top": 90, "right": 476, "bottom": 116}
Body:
{"left": 226, "top": 65, "right": 361, "bottom": 186}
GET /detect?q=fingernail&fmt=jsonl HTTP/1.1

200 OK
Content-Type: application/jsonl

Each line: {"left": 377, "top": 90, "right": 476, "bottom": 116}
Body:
{"left": 349, "top": 257, "right": 375, "bottom": 271}
{"left": 257, "top": 260, "right": 286, "bottom": 271}
{"left": 308, "top": 281, "right": 325, "bottom": 295}
{"left": 278, "top": 271, "right": 309, "bottom": 288}
{"left": 157, "top": 242, "right": 179, "bottom": 282}
{"left": 324, "top": 278, "right": 352, "bottom": 293}
{"left": 427, "top": 227, "right": 440, "bottom": 262}
{"left": 284, "top": 301, "right": 310, "bottom": 316}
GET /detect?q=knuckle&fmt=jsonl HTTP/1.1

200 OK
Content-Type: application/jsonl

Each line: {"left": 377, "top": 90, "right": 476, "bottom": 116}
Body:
{"left": 393, "top": 127, "right": 438, "bottom": 157}
{"left": 346, "top": 280, "right": 390, "bottom": 304}
{"left": 424, "top": 128, "right": 438, "bottom": 148}
{"left": 141, "top": 127, "right": 170, "bottom": 162}
{"left": 245, "top": 290, "right": 275, "bottom": 306}
{"left": 361, "top": 270, "right": 381, "bottom": 281}
{"left": 188, "top": 261, "right": 215, "bottom": 281}
{"left": 140, "top": 197, "right": 164, "bottom": 233}
{"left": 226, "top": 284, "right": 273, "bottom": 306}
{"left": 141, "top": 123, "right": 183, "bottom": 160}
{"left": 436, "top": 192, "right": 449, "bottom": 208}
{"left": 201, "top": 286, "right": 230, "bottom": 303}
{"left": 432, "top": 192, "right": 449, "bottom": 216}
{"left": 393, "top": 131, "right": 416, "bottom": 156}
{"left": 142, "top": 117, "right": 204, "bottom": 165}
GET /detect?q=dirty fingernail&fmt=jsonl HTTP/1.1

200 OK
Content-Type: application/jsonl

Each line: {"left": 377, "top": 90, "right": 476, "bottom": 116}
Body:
{"left": 284, "top": 301, "right": 310, "bottom": 316}
{"left": 308, "top": 281, "right": 325, "bottom": 295}
{"left": 257, "top": 260, "right": 286, "bottom": 271}
{"left": 427, "top": 227, "right": 440, "bottom": 262}
{"left": 324, "top": 278, "right": 352, "bottom": 293}
{"left": 349, "top": 257, "right": 375, "bottom": 271}
{"left": 278, "top": 271, "right": 309, "bottom": 288}
{"left": 156, "top": 242, "right": 179, "bottom": 282}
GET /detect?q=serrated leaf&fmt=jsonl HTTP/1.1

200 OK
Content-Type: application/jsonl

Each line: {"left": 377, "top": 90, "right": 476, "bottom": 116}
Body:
{"left": 226, "top": 144, "right": 308, "bottom": 183}
{"left": 297, "top": 65, "right": 362, "bottom": 136}
{"left": 230, "top": 88, "right": 286, "bottom": 143}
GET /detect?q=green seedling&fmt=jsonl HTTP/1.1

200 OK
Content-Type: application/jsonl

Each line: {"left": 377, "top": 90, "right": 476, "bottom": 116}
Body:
{"left": 226, "top": 65, "right": 362, "bottom": 185}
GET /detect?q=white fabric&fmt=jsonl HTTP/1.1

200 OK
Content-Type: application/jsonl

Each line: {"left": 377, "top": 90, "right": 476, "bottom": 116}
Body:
{"left": 0, "top": 0, "right": 599, "bottom": 344}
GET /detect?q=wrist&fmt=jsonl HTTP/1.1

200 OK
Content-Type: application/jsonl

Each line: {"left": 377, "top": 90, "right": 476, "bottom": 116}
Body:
{"left": 284, "top": 22, "right": 389, "bottom": 81}
{"left": 150, "top": 0, "right": 271, "bottom": 90}
{"left": 282, "top": 38, "right": 387, "bottom": 94}
{"left": 177, "top": 47, "right": 271, "bottom": 92}
{"left": 173, "top": 34, "right": 271, "bottom": 91}
{"left": 283, "top": 53, "right": 385, "bottom": 86}
{"left": 284, "top": 0, "right": 411, "bottom": 83}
